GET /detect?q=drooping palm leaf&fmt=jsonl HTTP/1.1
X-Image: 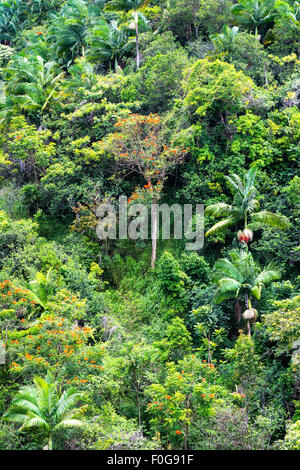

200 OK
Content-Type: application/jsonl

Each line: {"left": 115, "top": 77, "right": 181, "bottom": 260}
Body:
{"left": 205, "top": 216, "right": 238, "bottom": 238}
{"left": 251, "top": 210, "right": 290, "bottom": 229}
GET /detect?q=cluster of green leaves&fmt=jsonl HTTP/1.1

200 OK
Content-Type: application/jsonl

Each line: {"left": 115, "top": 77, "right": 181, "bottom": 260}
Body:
{"left": 0, "top": 0, "right": 299, "bottom": 452}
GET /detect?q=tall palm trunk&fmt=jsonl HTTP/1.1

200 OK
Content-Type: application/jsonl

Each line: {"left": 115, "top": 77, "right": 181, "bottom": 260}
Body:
{"left": 245, "top": 293, "right": 251, "bottom": 337}
{"left": 114, "top": 56, "right": 119, "bottom": 72}
{"left": 48, "top": 434, "right": 53, "bottom": 450}
{"left": 134, "top": 11, "right": 140, "bottom": 69}
{"left": 151, "top": 199, "right": 158, "bottom": 268}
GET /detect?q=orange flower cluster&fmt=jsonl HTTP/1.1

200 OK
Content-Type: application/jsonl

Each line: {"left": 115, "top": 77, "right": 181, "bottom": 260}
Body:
{"left": 67, "top": 378, "right": 88, "bottom": 384}
{"left": 201, "top": 393, "right": 215, "bottom": 400}
{"left": 7, "top": 314, "right": 92, "bottom": 373}
{"left": 10, "top": 362, "right": 20, "bottom": 368}
{"left": 233, "top": 392, "right": 246, "bottom": 398}
{"left": 25, "top": 352, "right": 34, "bottom": 360}
{"left": 0, "top": 281, "right": 36, "bottom": 312}
{"left": 128, "top": 192, "right": 139, "bottom": 204}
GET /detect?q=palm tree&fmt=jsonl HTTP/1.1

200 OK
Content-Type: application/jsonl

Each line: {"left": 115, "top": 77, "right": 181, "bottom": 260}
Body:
{"left": 212, "top": 249, "right": 280, "bottom": 336}
{"left": 87, "top": 20, "right": 135, "bottom": 71}
{"left": 205, "top": 167, "right": 289, "bottom": 238}
{"left": 3, "top": 375, "right": 85, "bottom": 450}
{"left": 231, "top": 0, "right": 276, "bottom": 36}
{"left": 210, "top": 25, "right": 240, "bottom": 52}
{"left": 0, "top": 0, "right": 23, "bottom": 44}
{"left": 104, "top": 0, "right": 150, "bottom": 69}
{"left": 47, "top": 0, "right": 90, "bottom": 66}
{"left": 0, "top": 54, "right": 63, "bottom": 124}
{"left": 275, "top": 1, "right": 300, "bottom": 27}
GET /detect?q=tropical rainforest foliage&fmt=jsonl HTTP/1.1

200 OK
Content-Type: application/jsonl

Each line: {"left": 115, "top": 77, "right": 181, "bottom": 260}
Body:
{"left": 0, "top": 0, "right": 299, "bottom": 451}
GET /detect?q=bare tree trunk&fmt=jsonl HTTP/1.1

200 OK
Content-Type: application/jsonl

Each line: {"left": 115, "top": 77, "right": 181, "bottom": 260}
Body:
{"left": 208, "top": 332, "right": 212, "bottom": 364}
{"left": 132, "top": 367, "right": 141, "bottom": 426}
{"left": 245, "top": 293, "right": 251, "bottom": 337}
{"left": 247, "top": 319, "right": 251, "bottom": 337}
{"left": 151, "top": 199, "right": 158, "bottom": 269}
{"left": 184, "top": 394, "right": 191, "bottom": 450}
{"left": 135, "top": 12, "right": 140, "bottom": 69}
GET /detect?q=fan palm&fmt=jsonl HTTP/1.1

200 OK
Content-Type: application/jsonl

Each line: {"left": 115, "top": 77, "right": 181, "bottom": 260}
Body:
{"left": 231, "top": 0, "right": 276, "bottom": 35}
{"left": 205, "top": 167, "right": 289, "bottom": 238}
{"left": 3, "top": 375, "right": 85, "bottom": 450}
{"left": 87, "top": 20, "right": 134, "bottom": 70}
{"left": 104, "top": 0, "right": 150, "bottom": 68}
{"left": 212, "top": 249, "right": 280, "bottom": 335}
{"left": 210, "top": 25, "right": 240, "bottom": 52}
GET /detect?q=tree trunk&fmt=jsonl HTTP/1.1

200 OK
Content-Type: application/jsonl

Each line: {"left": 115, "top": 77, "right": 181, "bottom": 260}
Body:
{"left": 134, "top": 12, "right": 140, "bottom": 69}
{"left": 184, "top": 394, "right": 191, "bottom": 450}
{"left": 151, "top": 199, "right": 158, "bottom": 269}
{"left": 245, "top": 293, "right": 251, "bottom": 337}
{"left": 48, "top": 434, "right": 53, "bottom": 450}
{"left": 133, "top": 368, "right": 141, "bottom": 426}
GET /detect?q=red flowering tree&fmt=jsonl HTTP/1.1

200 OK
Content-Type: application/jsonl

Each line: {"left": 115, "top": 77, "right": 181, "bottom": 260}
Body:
{"left": 103, "top": 114, "right": 188, "bottom": 267}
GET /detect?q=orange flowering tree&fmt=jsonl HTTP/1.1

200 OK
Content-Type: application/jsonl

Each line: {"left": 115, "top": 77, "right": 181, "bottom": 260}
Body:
{"left": 145, "top": 355, "right": 224, "bottom": 449}
{"left": 7, "top": 313, "right": 93, "bottom": 380}
{"left": 0, "top": 279, "right": 39, "bottom": 342}
{"left": 1, "top": 281, "right": 109, "bottom": 390}
{"left": 103, "top": 114, "right": 188, "bottom": 267}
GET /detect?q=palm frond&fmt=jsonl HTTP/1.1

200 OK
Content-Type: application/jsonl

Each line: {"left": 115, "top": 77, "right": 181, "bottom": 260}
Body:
{"left": 224, "top": 174, "right": 244, "bottom": 196}
{"left": 204, "top": 203, "right": 236, "bottom": 218}
{"left": 205, "top": 216, "right": 237, "bottom": 238}
{"left": 213, "top": 258, "right": 244, "bottom": 283}
{"left": 251, "top": 210, "right": 290, "bottom": 229}
{"left": 214, "top": 289, "right": 237, "bottom": 304}
{"left": 218, "top": 278, "right": 242, "bottom": 294}
{"left": 251, "top": 284, "right": 262, "bottom": 300}
{"left": 254, "top": 268, "right": 281, "bottom": 286}
{"left": 54, "top": 419, "right": 84, "bottom": 430}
